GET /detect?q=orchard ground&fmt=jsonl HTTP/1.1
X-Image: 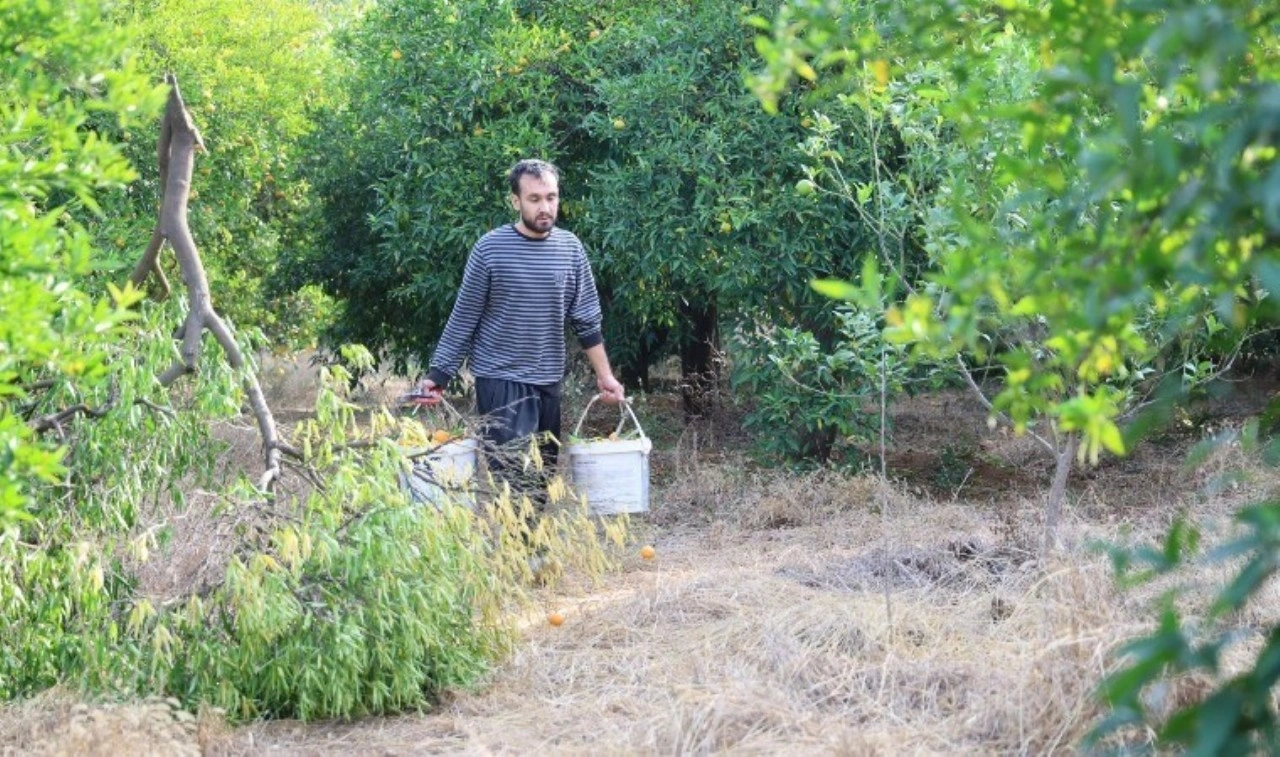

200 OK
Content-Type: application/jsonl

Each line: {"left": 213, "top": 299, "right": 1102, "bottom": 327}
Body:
{"left": 4, "top": 355, "right": 1279, "bottom": 755}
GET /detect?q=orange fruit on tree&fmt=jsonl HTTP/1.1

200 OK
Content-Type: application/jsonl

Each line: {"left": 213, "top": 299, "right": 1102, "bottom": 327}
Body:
{"left": 548, "top": 611, "right": 565, "bottom": 627}
{"left": 640, "top": 545, "right": 656, "bottom": 560}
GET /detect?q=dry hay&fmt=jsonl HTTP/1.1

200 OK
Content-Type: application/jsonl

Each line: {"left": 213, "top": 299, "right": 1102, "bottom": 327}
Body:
{"left": 0, "top": 689, "right": 215, "bottom": 756}
{"left": 222, "top": 429, "right": 1280, "bottom": 754}
{"left": 219, "top": 476, "right": 1145, "bottom": 755}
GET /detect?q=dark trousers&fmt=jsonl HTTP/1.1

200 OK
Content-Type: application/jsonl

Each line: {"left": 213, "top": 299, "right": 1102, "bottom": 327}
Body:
{"left": 474, "top": 376, "right": 561, "bottom": 508}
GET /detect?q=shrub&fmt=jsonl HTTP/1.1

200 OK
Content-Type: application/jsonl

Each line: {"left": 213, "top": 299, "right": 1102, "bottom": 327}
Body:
{"left": 731, "top": 306, "right": 909, "bottom": 466}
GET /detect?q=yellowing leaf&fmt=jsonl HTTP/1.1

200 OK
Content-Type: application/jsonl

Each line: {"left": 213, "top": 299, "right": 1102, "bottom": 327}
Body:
{"left": 1039, "top": 40, "right": 1054, "bottom": 68}
{"left": 871, "top": 59, "right": 890, "bottom": 87}
{"left": 1098, "top": 420, "right": 1125, "bottom": 455}
{"left": 811, "top": 278, "right": 859, "bottom": 301}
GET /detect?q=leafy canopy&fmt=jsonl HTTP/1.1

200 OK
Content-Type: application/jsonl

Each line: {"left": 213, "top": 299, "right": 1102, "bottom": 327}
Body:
{"left": 0, "top": 0, "right": 163, "bottom": 524}
{"left": 752, "top": 0, "right": 1280, "bottom": 750}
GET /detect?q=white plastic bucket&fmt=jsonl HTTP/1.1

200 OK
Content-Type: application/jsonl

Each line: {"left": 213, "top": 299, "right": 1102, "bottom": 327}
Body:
{"left": 567, "top": 395, "right": 652, "bottom": 515}
{"left": 397, "top": 396, "right": 478, "bottom": 509}
{"left": 401, "top": 436, "right": 479, "bottom": 509}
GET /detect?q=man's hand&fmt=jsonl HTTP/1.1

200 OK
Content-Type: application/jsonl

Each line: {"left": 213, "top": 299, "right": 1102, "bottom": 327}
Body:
{"left": 597, "top": 373, "right": 625, "bottom": 405}
{"left": 418, "top": 378, "right": 442, "bottom": 396}
{"left": 584, "top": 343, "right": 624, "bottom": 403}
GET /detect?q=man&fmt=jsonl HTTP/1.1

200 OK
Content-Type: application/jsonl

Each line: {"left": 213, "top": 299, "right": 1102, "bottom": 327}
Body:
{"left": 420, "top": 159, "right": 625, "bottom": 499}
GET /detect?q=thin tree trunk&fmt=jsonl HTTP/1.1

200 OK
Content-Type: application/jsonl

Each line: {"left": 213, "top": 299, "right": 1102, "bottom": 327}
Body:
{"left": 1045, "top": 433, "right": 1076, "bottom": 553}
{"left": 680, "top": 298, "right": 718, "bottom": 421}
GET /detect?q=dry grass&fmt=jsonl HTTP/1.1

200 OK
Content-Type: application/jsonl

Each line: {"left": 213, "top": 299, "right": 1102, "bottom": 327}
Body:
{"left": 0, "top": 688, "right": 215, "bottom": 756}
{"left": 202, "top": 489, "right": 1131, "bottom": 753}
{"left": 214, "top": 464, "right": 1224, "bottom": 755}
{"left": 8, "top": 373, "right": 1280, "bottom": 755}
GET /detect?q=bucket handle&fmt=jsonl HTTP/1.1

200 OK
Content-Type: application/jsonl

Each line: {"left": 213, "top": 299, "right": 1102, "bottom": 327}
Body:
{"left": 572, "top": 394, "right": 647, "bottom": 440}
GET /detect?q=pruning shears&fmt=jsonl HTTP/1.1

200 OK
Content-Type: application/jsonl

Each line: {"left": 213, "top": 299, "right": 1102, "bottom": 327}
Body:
{"left": 399, "top": 389, "right": 443, "bottom": 408}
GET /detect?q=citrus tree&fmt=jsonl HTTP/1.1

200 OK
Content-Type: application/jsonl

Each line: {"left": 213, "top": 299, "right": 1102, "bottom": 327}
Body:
{"left": 753, "top": 0, "right": 1280, "bottom": 749}
{"left": 290, "top": 0, "right": 942, "bottom": 461}
{"left": 0, "top": 0, "right": 163, "bottom": 526}
{"left": 288, "top": 0, "right": 921, "bottom": 460}
{"left": 756, "top": 0, "right": 1265, "bottom": 538}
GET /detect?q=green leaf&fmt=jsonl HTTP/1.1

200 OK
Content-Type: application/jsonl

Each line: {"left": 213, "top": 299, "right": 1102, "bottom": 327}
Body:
{"left": 811, "top": 278, "right": 859, "bottom": 301}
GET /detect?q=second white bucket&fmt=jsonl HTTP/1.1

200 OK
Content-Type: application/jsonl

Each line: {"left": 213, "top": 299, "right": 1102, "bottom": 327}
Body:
{"left": 566, "top": 395, "right": 652, "bottom": 515}
{"left": 402, "top": 437, "right": 479, "bottom": 509}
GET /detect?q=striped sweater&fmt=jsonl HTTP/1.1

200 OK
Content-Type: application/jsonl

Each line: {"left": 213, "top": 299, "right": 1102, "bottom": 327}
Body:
{"left": 427, "top": 224, "right": 604, "bottom": 388}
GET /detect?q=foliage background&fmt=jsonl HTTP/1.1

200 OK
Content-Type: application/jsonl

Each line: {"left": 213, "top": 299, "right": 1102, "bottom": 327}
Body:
{"left": 285, "top": 0, "right": 908, "bottom": 459}
{"left": 7, "top": 0, "right": 1280, "bottom": 748}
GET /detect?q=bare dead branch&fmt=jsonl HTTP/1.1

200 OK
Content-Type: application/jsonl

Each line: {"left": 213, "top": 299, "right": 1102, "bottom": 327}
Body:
{"left": 31, "top": 382, "right": 120, "bottom": 434}
{"left": 25, "top": 379, "right": 57, "bottom": 392}
{"left": 134, "top": 397, "right": 177, "bottom": 419}
{"left": 273, "top": 440, "right": 305, "bottom": 460}
{"left": 29, "top": 382, "right": 178, "bottom": 437}
{"left": 282, "top": 457, "right": 327, "bottom": 491}
{"left": 129, "top": 225, "right": 171, "bottom": 300}
{"left": 148, "top": 74, "right": 286, "bottom": 493}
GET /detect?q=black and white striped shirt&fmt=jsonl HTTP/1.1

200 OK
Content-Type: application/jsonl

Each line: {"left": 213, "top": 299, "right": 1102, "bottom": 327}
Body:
{"left": 427, "top": 224, "right": 604, "bottom": 387}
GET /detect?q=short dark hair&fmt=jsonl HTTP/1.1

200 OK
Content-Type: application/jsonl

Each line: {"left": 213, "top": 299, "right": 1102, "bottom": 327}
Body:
{"left": 508, "top": 159, "right": 560, "bottom": 195}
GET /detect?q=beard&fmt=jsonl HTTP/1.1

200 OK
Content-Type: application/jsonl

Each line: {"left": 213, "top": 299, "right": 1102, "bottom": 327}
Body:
{"left": 521, "top": 208, "right": 556, "bottom": 234}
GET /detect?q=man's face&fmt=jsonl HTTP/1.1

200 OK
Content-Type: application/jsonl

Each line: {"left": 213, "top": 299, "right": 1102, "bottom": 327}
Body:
{"left": 511, "top": 173, "right": 559, "bottom": 237}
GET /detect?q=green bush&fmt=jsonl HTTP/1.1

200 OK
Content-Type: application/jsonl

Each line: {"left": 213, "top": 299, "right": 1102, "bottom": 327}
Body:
{"left": 731, "top": 306, "right": 908, "bottom": 466}
{"left": 4, "top": 299, "right": 233, "bottom": 699}
{"left": 7, "top": 307, "right": 529, "bottom": 718}
{"left": 158, "top": 441, "right": 507, "bottom": 720}
{"left": 0, "top": 0, "right": 164, "bottom": 526}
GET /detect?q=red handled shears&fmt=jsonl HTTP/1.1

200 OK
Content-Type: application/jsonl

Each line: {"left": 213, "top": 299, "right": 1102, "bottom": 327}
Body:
{"left": 399, "top": 389, "right": 443, "bottom": 407}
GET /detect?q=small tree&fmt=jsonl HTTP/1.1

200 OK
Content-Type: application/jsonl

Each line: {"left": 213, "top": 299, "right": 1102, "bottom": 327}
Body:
{"left": 753, "top": 0, "right": 1280, "bottom": 749}
{"left": 752, "top": 0, "right": 1263, "bottom": 547}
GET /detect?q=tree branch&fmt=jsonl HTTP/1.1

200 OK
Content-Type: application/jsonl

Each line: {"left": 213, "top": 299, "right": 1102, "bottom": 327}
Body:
{"left": 129, "top": 224, "right": 171, "bottom": 300}
{"left": 29, "top": 383, "right": 178, "bottom": 436}
{"left": 148, "top": 74, "right": 287, "bottom": 493}
{"left": 955, "top": 354, "right": 1058, "bottom": 457}
{"left": 30, "top": 384, "right": 120, "bottom": 434}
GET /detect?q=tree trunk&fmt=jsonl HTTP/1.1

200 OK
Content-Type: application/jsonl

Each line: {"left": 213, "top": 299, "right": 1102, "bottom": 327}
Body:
{"left": 1044, "top": 433, "right": 1076, "bottom": 553}
{"left": 680, "top": 298, "right": 718, "bottom": 421}
{"left": 135, "top": 75, "right": 294, "bottom": 491}
{"left": 617, "top": 325, "right": 667, "bottom": 394}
